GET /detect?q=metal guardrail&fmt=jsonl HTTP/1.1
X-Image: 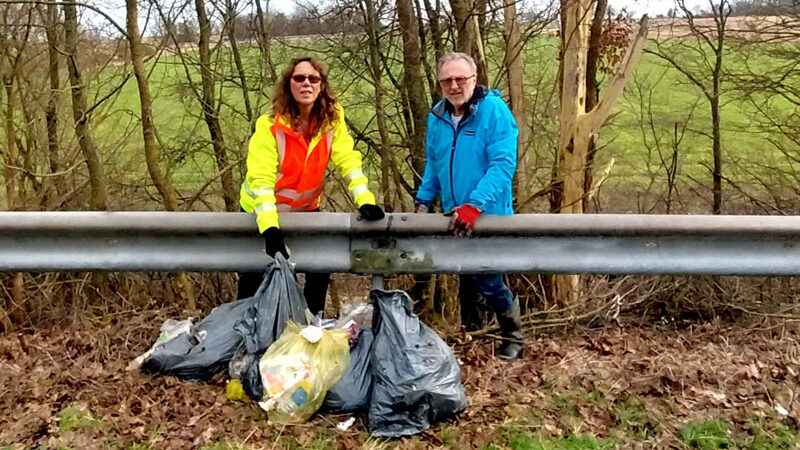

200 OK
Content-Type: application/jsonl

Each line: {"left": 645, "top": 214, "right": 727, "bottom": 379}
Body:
{"left": 1, "top": 212, "right": 800, "bottom": 275}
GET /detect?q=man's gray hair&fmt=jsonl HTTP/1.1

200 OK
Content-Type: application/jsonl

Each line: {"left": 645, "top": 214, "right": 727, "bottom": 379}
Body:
{"left": 437, "top": 52, "right": 477, "bottom": 76}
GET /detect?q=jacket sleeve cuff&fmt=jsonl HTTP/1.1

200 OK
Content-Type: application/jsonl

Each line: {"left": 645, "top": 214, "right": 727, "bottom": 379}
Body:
{"left": 354, "top": 191, "right": 376, "bottom": 207}
{"left": 256, "top": 210, "right": 280, "bottom": 233}
{"left": 414, "top": 197, "right": 433, "bottom": 207}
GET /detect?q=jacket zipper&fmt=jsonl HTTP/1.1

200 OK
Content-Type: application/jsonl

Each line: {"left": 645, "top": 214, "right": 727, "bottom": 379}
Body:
{"left": 448, "top": 124, "right": 458, "bottom": 207}
{"left": 448, "top": 113, "right": 471, "bottom": 208}
{"left": 432, "top": 106, "right": 473, "bottom": 208}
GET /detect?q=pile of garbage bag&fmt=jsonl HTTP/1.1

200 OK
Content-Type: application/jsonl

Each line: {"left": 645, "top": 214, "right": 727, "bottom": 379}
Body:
{"left": 138, "top": 254, "right": 467, "bottom": 437}
{"left": 141, "top": 254, "right": 309, "bottom": 380}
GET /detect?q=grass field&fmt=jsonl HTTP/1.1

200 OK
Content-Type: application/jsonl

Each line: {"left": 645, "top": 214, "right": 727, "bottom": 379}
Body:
{"left": 1, "top": 29, "right": 794, "bottom": 215}
{"left": 73, "top": 34, "right": 797, "bottom": 214}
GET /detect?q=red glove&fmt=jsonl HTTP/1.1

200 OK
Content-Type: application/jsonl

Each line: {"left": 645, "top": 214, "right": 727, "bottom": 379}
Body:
{"left": 446, "top": 204, "right": 481, "bottom": 237}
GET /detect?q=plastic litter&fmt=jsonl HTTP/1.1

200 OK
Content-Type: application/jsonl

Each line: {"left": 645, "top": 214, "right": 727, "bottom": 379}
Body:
{"left": 127, "top": 318, "right": 193, "bottom": 371}
{"left": 257, "top": 321, "right": 350, "bottom": 424}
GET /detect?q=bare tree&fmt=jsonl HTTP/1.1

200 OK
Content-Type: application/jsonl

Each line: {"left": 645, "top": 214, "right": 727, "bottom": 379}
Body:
{"left": 125, "top": 0, "right": 194, "bottom": 306}
{"left": 448, "top": 0, "right": 488, "bottom": 85}
{"left": 418, "top": 0, "right": 444, "bottom": 101}
{"left": 252, "top": 0, "right": 277, "bottom": 82}
{"left": 194, "top": 0, "right": 236, "bottom": 211}
{"left": 359, "top": 0, "right": 396, "bottom": 210}
{"left": 63, "top": 0, "right": 108, "bottom": 211}
{"left": 398, "top": 0, "right": 430, "bottom": 191}
{"left": 581, "top": 0, "right": 605, "bottom": 211}
{"left": 648, "top": 0, "right": 732, "bottom": 214}
{"left": 223, "top": 0, "right": 254, "bottom": 125}
{"left": 503, "top": 0, "right": 529, "bottom": 201}
{"left": 40, "top": 3, "right": 63, "bottom": 203}
{"left": 553, "top": 0, "right": 648, "bottom": 304}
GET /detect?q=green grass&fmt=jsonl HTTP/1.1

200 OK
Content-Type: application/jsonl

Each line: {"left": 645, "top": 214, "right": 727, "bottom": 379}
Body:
{"left": 613, "top": 395, "right": 656, "bottom": 439}
{"left": 554, "top": 393, "right": 579, "bottom": 417}
{"left": 127, "top": 444, "right": 151, "bottom": 450}
{"left": 197, "top": 441, "right": 254, "bottom": 450}
{"left": 56, "top": 403, "right": 102, "bottom": 432}
{"left": 507, "top": 432, "right": 616, "bottom": 450}
{"left": 601, "top": 41, "right": 798, "bottom": 195}
{"left": 680, "top": 419, "right": 732, "bottom": 449}
{"left": 745, "top": 420, "right": 798, "bottom": 450}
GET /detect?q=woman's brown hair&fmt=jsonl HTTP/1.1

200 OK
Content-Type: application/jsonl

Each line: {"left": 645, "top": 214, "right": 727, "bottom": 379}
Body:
{"left": 271, "top": 57, "right": 339, "bottom": 137}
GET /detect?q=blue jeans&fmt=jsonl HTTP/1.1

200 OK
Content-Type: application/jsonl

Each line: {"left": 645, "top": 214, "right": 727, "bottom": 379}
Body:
{"left": 459, "top": 274, "right": 514, "bottom": 313}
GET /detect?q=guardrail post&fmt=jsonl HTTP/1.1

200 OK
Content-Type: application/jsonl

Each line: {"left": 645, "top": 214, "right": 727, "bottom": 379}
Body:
{"left": 371, "top": 274, "right": 385, "bottom": 290}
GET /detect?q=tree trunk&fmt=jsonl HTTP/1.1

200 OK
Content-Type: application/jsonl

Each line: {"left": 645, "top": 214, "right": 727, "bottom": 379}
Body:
{"left": 18, "top": 79, "right": 42, "bottom": 203}
{"left": 397, "top": 0, "right": 429, "bottom": 191}
{"left": 195, "top": 0, "right": 236, "bottom": 212}
{"left": 253, "top": 0, "right": 277, "bottom": 82}
{"left": 3, "top": 79, "right": 18, "bottom": 211}
{"left": 63, "top": 0, "right": 107, "bottom": 211}
{"left": 420, "top": 0, "right": 444, "bottom": 104}
{"left": 125, "top": 0, "right": 194, "bottom": 307}
{"left": 554, "top": 0, "right": 648, "bottom": 305}
{"left": 126, "top": 0, "right": 176, "bottom": 210}
{"left": 471, "top": 0, "right": 489, "bottom": 86}
{"left": 43, "top": 2, "right": 63, "bottom": 203}
{"left": 362, "top": 0, "right": 396, "bottom": 211}
{"left": 711, "top": 94, "right": 721, "bottom": 214}
{"left": 503, "top": 0, "right": 528, "bottom": 207}
{"left": 413, "top": 0, "right": 437, "bottom": 101}
{"left": 711, "top": 3, "right": 725, "bottom": 215}
{"left": 582, "top": 0, "right": 606, "bottom": 212}
{"left": 448, "top": 0, "right": 487, "bottom": 84}
{"left": 450, "top": 0, "right": 474, "bottom": 54}
{"left": 225, "top": 0, "right": 253, "bottom": 125}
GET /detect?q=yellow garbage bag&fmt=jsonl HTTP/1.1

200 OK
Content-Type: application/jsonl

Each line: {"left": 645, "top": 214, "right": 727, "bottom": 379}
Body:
{"left": 257, "top": 321, "right": 350, "bottom": 424}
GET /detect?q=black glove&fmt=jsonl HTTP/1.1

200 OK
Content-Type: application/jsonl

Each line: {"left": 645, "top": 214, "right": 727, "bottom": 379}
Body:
{"left": 262, "top": 227, "right": 289, "bottom": 259}
{"left": 359, "top": 204, "right": 385, "bottom": 221}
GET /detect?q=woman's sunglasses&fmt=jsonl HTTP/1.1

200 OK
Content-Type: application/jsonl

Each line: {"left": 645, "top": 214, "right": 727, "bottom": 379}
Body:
{"left": 291, "top": 74, "right": 322, "bottom": 84}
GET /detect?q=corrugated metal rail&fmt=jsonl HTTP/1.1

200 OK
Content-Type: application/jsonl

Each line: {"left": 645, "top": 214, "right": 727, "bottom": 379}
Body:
{"left": 1, "top": 212, "right": 799, "bottom": 275}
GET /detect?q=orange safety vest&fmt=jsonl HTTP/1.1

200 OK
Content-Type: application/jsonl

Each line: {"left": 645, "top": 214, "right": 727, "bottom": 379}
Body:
{"left": 271, "top": 114, "right": 334, "bottom": 212}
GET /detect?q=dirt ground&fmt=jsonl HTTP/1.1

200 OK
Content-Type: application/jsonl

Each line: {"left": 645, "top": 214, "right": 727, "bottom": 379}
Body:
{"left": 1, "top": 305, "right": 799, "bottom": 449}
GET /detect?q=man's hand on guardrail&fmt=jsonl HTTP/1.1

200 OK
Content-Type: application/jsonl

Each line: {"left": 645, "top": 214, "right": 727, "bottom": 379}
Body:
{"left": 414, "top": 202, "right": 430, "bottom": 214}
{"left": 445, "top": 204, "right": 481, "bottom": 237}
{"left": 263, "top": 227, "right": 289, "bottom": 259}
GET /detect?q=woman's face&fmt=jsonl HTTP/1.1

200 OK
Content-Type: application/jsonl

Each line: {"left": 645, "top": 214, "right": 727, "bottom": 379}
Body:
{"left": 290, "top": 61, "right": 322, "bottom": 109}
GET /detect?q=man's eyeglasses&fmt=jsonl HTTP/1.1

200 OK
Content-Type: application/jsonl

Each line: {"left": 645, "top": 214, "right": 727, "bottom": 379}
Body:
{"left": 439, "top": 74, "right": 475, "bottom": 87}
{"left": 291, "top": 74, "right": 322, "bottom": 84}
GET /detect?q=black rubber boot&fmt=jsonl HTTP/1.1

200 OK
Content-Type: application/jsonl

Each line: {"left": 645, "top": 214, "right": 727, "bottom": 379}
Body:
{"left": 495, "top": 299, "right": 524, "bottom": 360}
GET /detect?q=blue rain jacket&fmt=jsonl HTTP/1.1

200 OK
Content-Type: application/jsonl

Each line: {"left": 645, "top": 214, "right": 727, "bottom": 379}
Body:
{"left": 415, "top": 86, "right": 518, "bottom": 215}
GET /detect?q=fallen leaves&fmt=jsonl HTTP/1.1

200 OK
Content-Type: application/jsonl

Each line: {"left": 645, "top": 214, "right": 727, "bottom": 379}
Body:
{"left": 2, "top": 310, "right": 800, "bottom": 448}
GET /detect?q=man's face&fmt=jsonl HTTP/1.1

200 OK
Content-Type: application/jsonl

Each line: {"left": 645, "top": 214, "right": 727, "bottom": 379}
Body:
{"left": 438, "top": 59, "right": 477, "bottom": 112}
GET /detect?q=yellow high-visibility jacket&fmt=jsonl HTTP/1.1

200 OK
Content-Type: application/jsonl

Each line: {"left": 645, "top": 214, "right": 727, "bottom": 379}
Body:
{"left": 239, "top": 105, "right": 376, "bottom": 232}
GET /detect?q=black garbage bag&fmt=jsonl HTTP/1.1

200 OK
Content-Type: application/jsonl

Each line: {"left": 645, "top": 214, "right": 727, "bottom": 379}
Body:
{"left": 322, "top": 328, "right": 374, "bottom": 413}
{"left": 229, "top": 253, "right": 310, "bottom": 400}
{"left": 142, "top": 254, "right": 308, "bottom": 381}
{"left": 368, "top": 289, "right": 468, "bottom": 438}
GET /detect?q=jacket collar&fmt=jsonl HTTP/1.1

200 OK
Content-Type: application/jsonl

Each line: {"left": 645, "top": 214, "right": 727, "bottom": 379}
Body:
{"left": 432, "top": 85, "right": 489, "bottom": 120}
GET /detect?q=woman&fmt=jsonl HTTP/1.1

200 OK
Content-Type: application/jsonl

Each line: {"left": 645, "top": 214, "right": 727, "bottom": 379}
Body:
{"left": 237, "top": 57, "right": 384, "bottom": 314}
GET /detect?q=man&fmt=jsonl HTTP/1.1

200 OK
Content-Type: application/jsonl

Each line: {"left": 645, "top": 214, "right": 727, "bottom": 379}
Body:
{"left": 414, "top": 52, "right": 523, "bottom": 360}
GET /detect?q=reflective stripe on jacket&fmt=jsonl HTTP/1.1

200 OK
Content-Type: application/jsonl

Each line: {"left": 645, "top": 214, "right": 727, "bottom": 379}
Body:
{"left": 240, "top": 104, "right": 376, "bottom": 232}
